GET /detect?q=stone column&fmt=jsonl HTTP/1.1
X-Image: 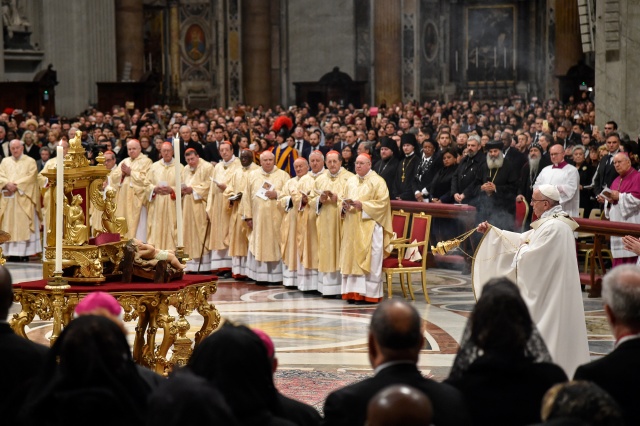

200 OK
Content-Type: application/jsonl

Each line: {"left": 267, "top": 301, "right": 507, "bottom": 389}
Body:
{"left": 168, "top": 1, "right": 180, "bottom": 100}
{"left": 115, "top": 0, "right": 144, "bottom": 81}
{"left": 373, "top": 0, "right": 402, "bottom": 105}
{"left": 595, "top": 0, "right": 640, "bottom": 136}
{"left": 242, "top": 0, "right": 272, "bottom": 106}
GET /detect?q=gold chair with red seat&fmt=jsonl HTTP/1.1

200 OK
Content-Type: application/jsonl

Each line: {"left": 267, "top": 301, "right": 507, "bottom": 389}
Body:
{"left": 382, "top": 212, "right": 432, "bottom": 302}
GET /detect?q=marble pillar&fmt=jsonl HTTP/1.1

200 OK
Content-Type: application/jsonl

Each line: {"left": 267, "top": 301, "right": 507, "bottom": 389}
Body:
{"left": 595, "top": 0, "right": 640, "bottom": 137}
{"left": 115, "top": 0, "right": 144, "bottom": 81}
{"left": 41, "top": 0, "right": 116, "bottom": 115}
{"left": 241, "top": 0, "right": 272, "bottom": 106}
{"left": 373, "top": 0, "right": 401, "bottom": 105}
{"left": 169, "top": 1, "right": 180, "bottom": 101}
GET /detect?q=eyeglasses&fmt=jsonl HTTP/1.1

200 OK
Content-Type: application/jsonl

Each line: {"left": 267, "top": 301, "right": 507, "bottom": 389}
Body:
{"left": 531, "top": 198, "right": 548, "bottom": 203}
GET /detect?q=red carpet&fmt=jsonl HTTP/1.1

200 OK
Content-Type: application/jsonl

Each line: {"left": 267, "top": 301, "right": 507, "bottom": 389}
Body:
{"left": 274, "top": 369, "right": 371, "bottom": 413}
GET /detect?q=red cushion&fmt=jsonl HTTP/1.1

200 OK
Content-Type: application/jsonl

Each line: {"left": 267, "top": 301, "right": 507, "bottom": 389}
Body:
{"left": 392, "top": 214, "right": 408, "bottom": 238}
{"left": 409, "top": 216, "right": 430, "bottom": 256}
{"left": 382, "top": 257, "right": 422, "bottom": 268}
{"left": 14, "top": 274, "right": 217, "bottom": 292}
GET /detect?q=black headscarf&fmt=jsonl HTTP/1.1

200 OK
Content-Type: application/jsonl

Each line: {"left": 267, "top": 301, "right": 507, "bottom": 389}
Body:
{"left": 19, "top": 315, "right": 151, "bottom": 425}
{"left": 187, "top": 321, "right": 292, "bottom": 426}
{"left": 448, "top": 278, "right": 551, "bottom": 380}
{"left": 147, "top": 370, "right": 238, "bottom": 426}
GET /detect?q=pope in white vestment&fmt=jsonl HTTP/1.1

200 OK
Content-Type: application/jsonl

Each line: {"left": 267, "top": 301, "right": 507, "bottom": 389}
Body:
{"left": 473, "top": 184, "right": 590, "bottom": 376}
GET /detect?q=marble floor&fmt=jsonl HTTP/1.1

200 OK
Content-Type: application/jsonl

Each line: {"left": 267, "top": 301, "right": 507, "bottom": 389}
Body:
{"left": 7, "top": 260, "right": 613, "bottom": 383}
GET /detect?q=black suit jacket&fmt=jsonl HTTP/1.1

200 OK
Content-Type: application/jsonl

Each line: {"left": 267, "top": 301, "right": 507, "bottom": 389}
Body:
{"left": 0, "top": 323, "right": 48, "bottom": 421}
{"left": 593, "top": 152, "right": 618, "bottom": 196}
{"left": 505, "top": 147, "right": 526, "bottom": 171}
{"left": 294, "top": 140, "right": 312, "bottom": 160}
{"left": 278, "top": 392, "right": 321, "bottom": 426}
{"left": 322, "top": 363, "right": 471, "bottom": 426}
{"left": 574, "top": 338, "right": 640, "bottom": 425}
{"left": 203, "top": 141, "right": 223, "bottom": 163}
{"left": 451, "top": 152, "right": 485, "bottom": 202}
{"left": 374, "top": 157, "right": 399, "bottom": 199}
{"left": 412, "top": 155, "right": 440, "bottom": 196}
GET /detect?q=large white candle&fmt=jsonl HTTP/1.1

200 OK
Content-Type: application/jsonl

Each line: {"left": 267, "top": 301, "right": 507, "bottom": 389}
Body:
{"left": 173, "top": 136, "right": 183, "bottom": 247}
{"left": 55, "top": 144, "right": 64, "bottom": 273}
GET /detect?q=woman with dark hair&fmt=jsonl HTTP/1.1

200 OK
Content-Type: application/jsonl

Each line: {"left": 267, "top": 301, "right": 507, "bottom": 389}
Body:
{"left": 187, "top": 322, "right": 295, "bottom": 426}
{"left": 446, "top": 277, "right": 567, "bottom": 425}
{"left": 341, "top": 145, "right": 355, "bottom": 173}
{"left": 147, "top": 370, "right": 238, "bottom": 426}
{"left": 429, "top": 147, "right": 458, "bottom": 203}
{"left": 19, "top": 315, "right": 152, "bottom": 426}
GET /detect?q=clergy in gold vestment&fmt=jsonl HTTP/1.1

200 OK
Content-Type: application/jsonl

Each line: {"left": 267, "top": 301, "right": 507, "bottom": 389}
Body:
{"left": 206, "top": 142, "right": 240, "bottom": 275}
{"left": 224, "top": 150, "right": 258, "bottom": 278}
{"left": 37, "top": 140, "right": 68, "bottom": 244}
{"left": 182, "top": 149, "right": 213, "bottom": 272}
{"left": 243, "top": 151, "right": 290, "bottom": 283}
{"left": 340, "top": 154, "right": 393, "bottom": 304}
{"left": 294, "top": 151, "right": 325, "bottom": 291}
{"left": 145, "top": 143, "right": 183, "bottom": 251}
{"left": 109, "top": 139, "right": 153, "bottom": 240}
{"left": 0, "top": 140, "right": 41, "bottom": 257}
{"left": 315, "top": 151, "right": 353, "bottom": 296}
{"left": 279, "top": 158, "right": 309, "bottom": 287}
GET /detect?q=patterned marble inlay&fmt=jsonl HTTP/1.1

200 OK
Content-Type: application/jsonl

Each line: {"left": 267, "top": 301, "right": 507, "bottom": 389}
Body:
{"left": 7, "top": 262, "right": 614, "bottom": 380}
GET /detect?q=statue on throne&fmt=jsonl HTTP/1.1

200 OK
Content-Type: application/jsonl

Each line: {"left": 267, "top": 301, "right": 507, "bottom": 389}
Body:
{"left": 63, "top": 194, "right": 88, "bottom": 246}
{"left": 2, "top": 0, "right": 30, "bottom": 38}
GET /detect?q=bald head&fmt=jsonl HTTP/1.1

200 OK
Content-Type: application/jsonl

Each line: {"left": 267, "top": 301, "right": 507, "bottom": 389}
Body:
{"left": 613, "top": 152, "right": 632, "bottom": 176}
{"left": 9, "top": 139, "right": 23, "bottom": 159}
{"left": 0, "top": 265, "right": 13, "bottom": 319}
{"left": 293, "top": 157, "right": 309, "bottom": 177}
{"left": 366, "top": 385, "right": 433, "bottom": 426}
{"left": 260, "top": 150, "right": 275, "bottom": 173}
{"left": 369, "top": 300, "right": 423, "bottom": 367}
{"left": 355, "top": 154, "right": 372, "bottom": 177}
{"left": 127, "top": 139, "right": 142, "bottom": 159}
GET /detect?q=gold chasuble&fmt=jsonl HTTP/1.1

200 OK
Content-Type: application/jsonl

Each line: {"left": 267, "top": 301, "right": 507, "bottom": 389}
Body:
{"left": 295, "top": 171, "right": 323, "bottom": 269}
{"left": 145, "top": 159, "right": 183, "bottom": 250}
{"left": 242, "top": 167, "right": 289, "bottom": 263}
{"left": 206, "top": 157, "right": 241, "bottom": 251}
{"left": 0, "top": 155, "right": 40, "bottom": 242}
{"left": 315, "top": 168, "right": 353, "bottom": 274}
{"left": 110, "top": 155, "right": 152, "bottom": 239}
{"left": 224, "top": 163, "right": 258, "bottom": 258}
{"left": 340, "top": 171, "right": 393, "bottom": 275}
{"left": 181, "top": 158, "right": 213, "bottom": 263}
{"left": 280, "top": 175, "right": 302, "bottom": 272}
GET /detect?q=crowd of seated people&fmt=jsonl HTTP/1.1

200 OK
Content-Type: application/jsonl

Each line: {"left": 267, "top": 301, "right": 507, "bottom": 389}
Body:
{"left": 1, "top": 95, "right": 634, "bottom": 238}
{"left": 3, "top": 261, "right": 639, "bottom": 425}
